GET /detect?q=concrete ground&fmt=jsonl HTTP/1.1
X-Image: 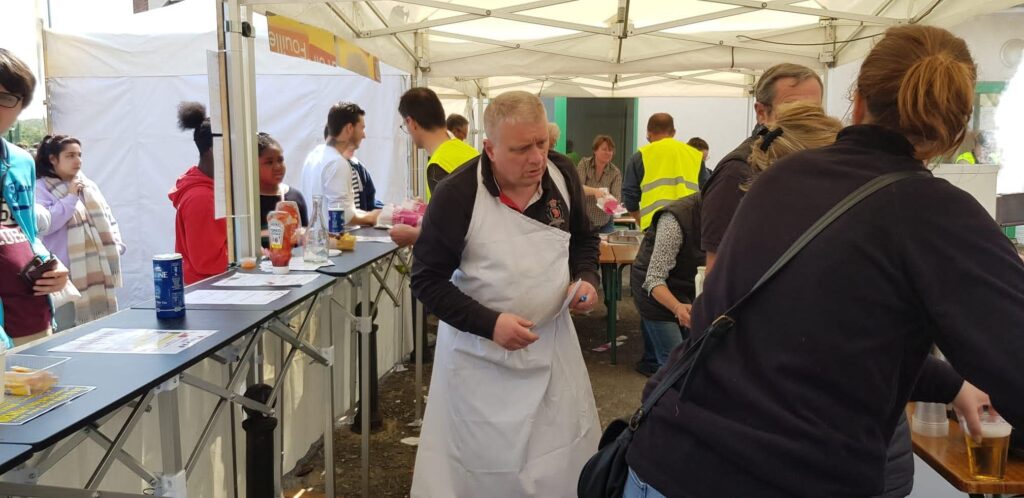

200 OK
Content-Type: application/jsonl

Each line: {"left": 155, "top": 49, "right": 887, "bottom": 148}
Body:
{"left": 285, "top": 293, "right": 649, "bottom": 497}
{"left": 285, "top": 295, "right": 976, "bottom": 498}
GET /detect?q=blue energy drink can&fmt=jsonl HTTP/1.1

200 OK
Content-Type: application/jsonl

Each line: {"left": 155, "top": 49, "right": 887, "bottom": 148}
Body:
{"left": 153, "top": 253, "right": 185, "bottom": 319}
{"left": 328, "top": 206, "right": 345, "bottom": 235}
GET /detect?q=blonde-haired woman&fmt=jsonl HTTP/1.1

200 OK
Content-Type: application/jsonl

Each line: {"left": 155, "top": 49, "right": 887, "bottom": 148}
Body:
{"left": 627, "top": 24, "right": 1024, "bottom": 498}
{"left": 746, "top": 101, "right": 842, "bottom": 181}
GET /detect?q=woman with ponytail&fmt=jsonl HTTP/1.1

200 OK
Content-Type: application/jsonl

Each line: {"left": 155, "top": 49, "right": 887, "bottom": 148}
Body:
{"left": 625, "top": 25, "right": 1024, "bottom": 497}
{"left": 35, "top": 135, "right": 125, "bottom": 329}
{"left": 169, "top": 102, "right": 227, "bottom": 284}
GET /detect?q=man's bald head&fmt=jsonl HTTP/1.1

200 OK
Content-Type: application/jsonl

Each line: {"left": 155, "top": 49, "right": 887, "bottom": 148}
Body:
{"left": 646, "top": 113, "right": 675, "bottom": 142}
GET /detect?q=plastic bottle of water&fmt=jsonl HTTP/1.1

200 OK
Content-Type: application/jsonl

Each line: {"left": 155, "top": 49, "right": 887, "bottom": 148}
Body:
{"left": 303, "top": 196, "right": 329, "bottom": 263}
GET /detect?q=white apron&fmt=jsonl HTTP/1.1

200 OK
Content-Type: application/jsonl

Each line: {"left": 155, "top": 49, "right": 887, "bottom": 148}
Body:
{"left": 411, "top": 160, "right": 600, "bottom": 498}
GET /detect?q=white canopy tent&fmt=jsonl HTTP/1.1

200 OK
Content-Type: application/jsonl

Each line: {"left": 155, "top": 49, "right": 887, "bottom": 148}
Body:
{"left": 43, "top": 5, "right": 411, "bottom": 305}
{"left": 248, "top": 0, "right": 1021, "bottom": 99}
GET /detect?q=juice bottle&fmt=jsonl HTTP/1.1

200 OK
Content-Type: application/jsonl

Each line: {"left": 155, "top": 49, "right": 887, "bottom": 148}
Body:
{"left": 266, "top": 210, "right": 291, "bottom": 274}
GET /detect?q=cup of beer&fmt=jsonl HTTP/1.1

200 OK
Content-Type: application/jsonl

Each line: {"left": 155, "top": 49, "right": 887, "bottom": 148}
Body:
{"left": 962, "top": 414, "right": 1013, "bottom": 481}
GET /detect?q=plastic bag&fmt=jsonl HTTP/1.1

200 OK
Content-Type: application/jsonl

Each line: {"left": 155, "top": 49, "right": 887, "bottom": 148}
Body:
{"left": 595, "top": 188, "right": 627, "bottom": 217}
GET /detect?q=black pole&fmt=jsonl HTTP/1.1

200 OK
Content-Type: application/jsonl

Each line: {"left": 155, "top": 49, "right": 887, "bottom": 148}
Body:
{"left": 242, "top": 384, "right": 276, "bottom": 497}
{"left": 351, "top": 303, "right": 383, "bottom": 434}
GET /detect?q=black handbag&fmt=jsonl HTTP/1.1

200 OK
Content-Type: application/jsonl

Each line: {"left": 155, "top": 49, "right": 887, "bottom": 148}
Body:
{"left": 578, "top": 170, "right": 929, "bottom": 498}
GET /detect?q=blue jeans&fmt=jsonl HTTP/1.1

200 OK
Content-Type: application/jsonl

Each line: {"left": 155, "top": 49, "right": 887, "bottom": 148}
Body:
{"left": 624, "top": 467, "right": 668, "bottom": 498}
{"left": 599, "top": 219, "right": 616, "bottom": 234}
{"left": 640, "top": 319, "right": 685, "bottom": 368}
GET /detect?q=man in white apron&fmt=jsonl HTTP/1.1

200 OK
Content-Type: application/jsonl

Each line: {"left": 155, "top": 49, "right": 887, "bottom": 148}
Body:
{"left": 410, "top": 91, "right": 601, "bottom": 497}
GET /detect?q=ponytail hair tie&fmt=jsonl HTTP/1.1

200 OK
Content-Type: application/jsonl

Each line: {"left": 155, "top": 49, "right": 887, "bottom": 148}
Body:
{"left": 759, "top": 128, "right": 784, "bottom": 151}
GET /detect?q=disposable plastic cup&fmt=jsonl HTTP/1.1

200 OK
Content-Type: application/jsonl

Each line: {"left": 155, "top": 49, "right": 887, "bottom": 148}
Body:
{"left": 961, "top": 414, "right": 1013, "bottom": 481}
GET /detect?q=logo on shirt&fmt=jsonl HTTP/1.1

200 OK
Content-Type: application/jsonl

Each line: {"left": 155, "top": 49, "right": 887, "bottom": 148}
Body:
{"left": 547, "top": 199, "right": 565, "bottom": 228}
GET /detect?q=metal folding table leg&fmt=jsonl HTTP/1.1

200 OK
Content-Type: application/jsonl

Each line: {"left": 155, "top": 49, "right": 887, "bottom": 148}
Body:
{"left": 414, "top": 297, "right": 424, "bottom": 424}
{"left": 359, "top": 270, "right": 373, "bottom": 496}
{"left": 155, "top": 377, "right": 187, "bottom": 497}
{"left": 601, "top": 263, "right": 618, "bottom": 365}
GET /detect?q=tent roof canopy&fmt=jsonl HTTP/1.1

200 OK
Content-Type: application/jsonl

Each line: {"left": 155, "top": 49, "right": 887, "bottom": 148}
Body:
{"left": 247, "top": 0, "right": 1021, "bottom": 97}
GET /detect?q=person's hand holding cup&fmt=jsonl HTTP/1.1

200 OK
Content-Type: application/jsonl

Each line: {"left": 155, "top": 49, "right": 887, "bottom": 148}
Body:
{"left": 960, "top": 410, "right": 1013, "bottom": 481}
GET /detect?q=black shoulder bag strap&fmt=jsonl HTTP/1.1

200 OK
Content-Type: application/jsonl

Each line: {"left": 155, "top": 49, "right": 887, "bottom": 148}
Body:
{"left": 628, "top": 169, "right": 930, "bottom": 429}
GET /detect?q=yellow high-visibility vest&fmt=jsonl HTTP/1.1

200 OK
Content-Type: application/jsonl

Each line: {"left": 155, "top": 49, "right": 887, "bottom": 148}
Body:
{"left": 638, "top": 138, "right": 703, "bottom": 230}
{"left": 956, "top": 151, "right": 977, "bottom": 164}
{"left": 426, "top": 138, "right": 480, "bottom": 201}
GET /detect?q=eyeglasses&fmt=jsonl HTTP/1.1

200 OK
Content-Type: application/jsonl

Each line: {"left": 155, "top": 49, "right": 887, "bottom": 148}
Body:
{"left": 399, "top": 123, "right": 409, "bottom": 134}
{"left": 0, "top": 92, "right": 23, "bottom": 109}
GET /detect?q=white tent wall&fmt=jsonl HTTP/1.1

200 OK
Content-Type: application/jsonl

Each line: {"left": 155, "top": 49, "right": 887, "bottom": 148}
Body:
{"left": 44, "top": 28, "right": 411, "bottom": 308}
{"left": 636, "top": 97, "right": 754, "bottom": 168}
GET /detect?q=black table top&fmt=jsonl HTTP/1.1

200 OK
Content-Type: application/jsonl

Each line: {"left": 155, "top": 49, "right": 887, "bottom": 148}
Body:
{"left": 0, "top": 308, "right": 268, "bottom": 449}
{"left": 130, "top": 270, "right": 336, "bottom": 313}
{"left": 0, "top": 443, "right": 33, "bottom": 474}
{"left": 316, "top": 227, "right": 400, "bottom": 277}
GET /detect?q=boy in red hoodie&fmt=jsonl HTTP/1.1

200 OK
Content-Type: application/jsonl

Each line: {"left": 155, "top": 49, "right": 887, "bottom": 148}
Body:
{"left": 169, "top": 102, "right": 227, "bottom": 284}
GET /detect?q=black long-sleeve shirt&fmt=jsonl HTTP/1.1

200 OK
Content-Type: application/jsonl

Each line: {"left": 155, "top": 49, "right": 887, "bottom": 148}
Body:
{"left": 699, "top": 134, "right": 757, "bottom": 252}
{"left": 411, "top": 152, "right": 600, "bottom": 339}
{"left": 627, "top": 125, "right": 1024, "bottom": 497}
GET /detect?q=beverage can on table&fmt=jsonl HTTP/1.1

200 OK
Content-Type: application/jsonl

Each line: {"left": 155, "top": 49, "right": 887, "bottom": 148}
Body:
{"left": 328, "top": 202, "right": 345, "bottom": 235}
{"left": 153, "top": 253, "right": 185, "bottom": 319}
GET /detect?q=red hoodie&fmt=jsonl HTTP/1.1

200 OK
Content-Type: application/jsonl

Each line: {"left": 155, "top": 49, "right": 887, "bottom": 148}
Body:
{"left": 168, "top": 166, "right": 227, "bottom": 284}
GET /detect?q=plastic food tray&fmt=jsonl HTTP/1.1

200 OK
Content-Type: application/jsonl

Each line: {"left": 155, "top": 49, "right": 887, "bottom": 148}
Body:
{"left": 5, "top": 354, "right": 69, "bottom": 396}
{"left": 607, "top": 230, "right": 642, "bottom": 245}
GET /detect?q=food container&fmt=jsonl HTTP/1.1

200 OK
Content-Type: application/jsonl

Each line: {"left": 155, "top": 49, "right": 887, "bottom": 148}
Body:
{"left": 337, "top": 233, "right": 357, "bottom": 251}
{"left": 266, "top": 211, "right": 292, "bottom": 274}
{"left": 275, "top": 200, "right": 301, "bottom": 246}
{"left": 5, "top": 354, "right": 69, "bottom": 396}
{"left": 608, "top": 230, "right": 643, "bottom": 245}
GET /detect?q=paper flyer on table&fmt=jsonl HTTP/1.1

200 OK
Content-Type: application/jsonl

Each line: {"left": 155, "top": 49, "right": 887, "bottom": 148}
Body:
{"left": 0, "top": 386, "right": 95, "bottom": 425}
{"left": 213, "top": 273, "right": 319, "bottom": 287}
{"left": 185, "top": 289, "right": 289, "bottom": 305}
{"left": 354, "top": 235, "right": 393, "bottom": 243}
{"left": 49, "top": 328, "right": 217, "bottom": 354}
{"left": 259, "top": 257, "right": 333, "bottom": 272}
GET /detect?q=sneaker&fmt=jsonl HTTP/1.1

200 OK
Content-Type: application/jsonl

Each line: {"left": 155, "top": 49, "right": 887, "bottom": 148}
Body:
{"left": 634, "top": 361, "right": 659, "bottom": 378}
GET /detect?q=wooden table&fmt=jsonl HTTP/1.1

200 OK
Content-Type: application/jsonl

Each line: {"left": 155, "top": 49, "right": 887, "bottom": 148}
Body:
{"left": 613, "top": 217, "right": 638, "bottom": 230}
{"left": 599, "top": 241, "right": 638, "bottom": 365}
{"left": 910, "top": 409, "right": 1024, "bottom": 497}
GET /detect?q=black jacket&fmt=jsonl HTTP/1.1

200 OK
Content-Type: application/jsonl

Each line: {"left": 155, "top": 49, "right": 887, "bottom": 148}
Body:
{"left": 630, "top": 194, "right": 705, "bottom": 322}
{"left": 627, "top": 125, "right": 1023, "bottom": 497}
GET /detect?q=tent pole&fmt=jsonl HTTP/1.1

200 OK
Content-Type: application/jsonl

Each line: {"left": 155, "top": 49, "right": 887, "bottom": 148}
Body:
{"left": 476, "top": 92, "right": 485, "bottom": 149}
{"left": 216, "top": 0, "right": 236, "bottom": 267}
{"left": 412, "top": 30, "right": 427, "bottom": 200}
{"left": 220, "top": 0, "right": 259, "bottom": 265}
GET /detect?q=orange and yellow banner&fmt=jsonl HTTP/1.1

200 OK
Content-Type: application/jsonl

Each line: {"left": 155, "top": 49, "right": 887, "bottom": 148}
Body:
{"left": 268, "top": 15, "right": 338, "bottom": 67}
{"left": 267, "top": 14, "right": 381, "bottom": 82}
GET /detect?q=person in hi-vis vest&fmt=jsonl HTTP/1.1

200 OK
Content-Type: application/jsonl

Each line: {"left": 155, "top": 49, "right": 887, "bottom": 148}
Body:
{"left": 623, "top": 113, "right": 707, "bottom": 230}
{"left": 390, "top": 87, "right": 480, "bottom": 247}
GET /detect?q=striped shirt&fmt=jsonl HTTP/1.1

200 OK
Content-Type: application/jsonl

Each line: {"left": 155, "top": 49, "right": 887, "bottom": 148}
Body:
{"left": 576, "top": 156, "right": 621, "bottom": 230}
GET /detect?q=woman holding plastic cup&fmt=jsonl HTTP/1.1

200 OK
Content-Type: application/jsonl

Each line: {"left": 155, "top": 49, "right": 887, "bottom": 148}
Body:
{"left": 625, "top": 25, "right": 1024, "bottom": 498}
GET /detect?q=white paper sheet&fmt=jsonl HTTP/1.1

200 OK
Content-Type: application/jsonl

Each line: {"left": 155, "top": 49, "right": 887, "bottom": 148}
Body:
{"left": 185, "top": 289, "right": 289, "bottom": 305}
{"left": 212, "top": 273, "right": 319, "bottom": 287}
{"left": 354, "top": 235, "right": 393, "bottom": 243}
{"left": 259, "top": 257, "right": 334, "bottom": 272}
{"left": 49, "top": 328, "right": 217, "bottom": 354}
